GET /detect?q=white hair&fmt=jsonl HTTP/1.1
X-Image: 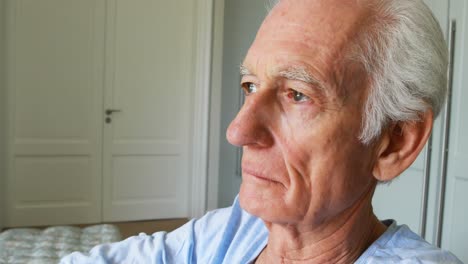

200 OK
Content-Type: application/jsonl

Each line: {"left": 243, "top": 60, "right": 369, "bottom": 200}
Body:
{"left": 349, "top": 0, "right": 448, "bottom": 144}
{"left": 268, "top": 0, "right": 448, "bottom": 144}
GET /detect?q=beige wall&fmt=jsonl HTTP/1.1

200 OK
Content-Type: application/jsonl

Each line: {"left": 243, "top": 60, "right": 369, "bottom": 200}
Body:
{"left": 0, "top": 0, "right": 6, "bottom": 230}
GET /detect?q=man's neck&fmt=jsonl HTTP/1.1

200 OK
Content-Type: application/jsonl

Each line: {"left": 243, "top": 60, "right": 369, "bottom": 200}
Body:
{"left": 256, "top": 190, "right": 387, "bottom": 264}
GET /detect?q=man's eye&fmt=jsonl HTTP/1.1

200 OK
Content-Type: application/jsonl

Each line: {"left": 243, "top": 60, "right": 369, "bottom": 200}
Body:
{"left": 288, "top": 90, "right": 310, "bottom": 102}
{"left": 243, "top": 83, "right": 258, "bottom": 95}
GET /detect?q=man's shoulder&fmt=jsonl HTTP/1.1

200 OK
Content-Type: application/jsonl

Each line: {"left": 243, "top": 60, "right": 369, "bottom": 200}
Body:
{"left": 357, "top": 220, "right": 462, "bottom": 263}
{"left": 191, "top": 195, "right": 264, "bottom": 234}
{"left": 59, "top": 197, "right": 267, "bottom": 264}
{"left": 185, "top": 196, "right": 268, "bottom": 263}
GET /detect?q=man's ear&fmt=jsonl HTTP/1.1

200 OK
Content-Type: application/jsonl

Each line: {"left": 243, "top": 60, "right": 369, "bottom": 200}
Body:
{"left": 372, "top": 111, "right": 434, "bottom": 182}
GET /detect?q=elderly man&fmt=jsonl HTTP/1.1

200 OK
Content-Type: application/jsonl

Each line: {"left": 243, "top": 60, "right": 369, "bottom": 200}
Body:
{"left": 62, "top": 0, "right": 462, "bottom": 263}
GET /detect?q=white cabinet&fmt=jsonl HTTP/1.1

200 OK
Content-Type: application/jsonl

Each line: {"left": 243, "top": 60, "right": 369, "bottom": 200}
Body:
{"left": 373, "top": 0, "right": 468, "bottom": 262}
{"left": 373, "top": 153, "right": 428, "bottom": 233}
{"left": 440, "top": 0, "right": 468, "bottom": 260}
{"left": 2, "top": 0, "right": 210, "bottom": 227}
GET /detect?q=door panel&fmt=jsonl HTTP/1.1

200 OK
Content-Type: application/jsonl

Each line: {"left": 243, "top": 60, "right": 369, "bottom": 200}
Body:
{"left": 102, "top": 0, "right": 195, "bottom": 221}
{"left": 6, "top": 0, "right": 105, "bottom": 226}
{"left": 442, "top": 0, "right": 468, "bottom": 262}
{"left": 373, "top": 154, "right": 425, "bottom": 232}
{"left": 372, "top": 0, "right": 450, "bottom": 238}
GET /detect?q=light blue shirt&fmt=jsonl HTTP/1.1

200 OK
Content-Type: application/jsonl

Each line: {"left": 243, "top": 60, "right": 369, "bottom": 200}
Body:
{"left": 61, "top": 197, "right": 462, "bottom": 263}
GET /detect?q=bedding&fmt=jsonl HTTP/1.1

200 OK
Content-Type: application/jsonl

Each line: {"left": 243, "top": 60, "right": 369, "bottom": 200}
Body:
{"left": 0, "top": 224, "right": 121, "bottom": 263}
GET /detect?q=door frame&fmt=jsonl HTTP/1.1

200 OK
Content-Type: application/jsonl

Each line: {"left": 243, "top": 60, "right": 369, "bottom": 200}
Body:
{"left": 190, "top": 0, "right": 216, "bottom": 218}
{"left": 206, "top": 0, "right": 225, "bottom": 212}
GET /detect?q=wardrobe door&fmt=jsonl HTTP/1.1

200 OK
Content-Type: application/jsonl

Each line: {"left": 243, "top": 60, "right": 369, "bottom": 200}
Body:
{"left": 372, "top": 0, "right": 450, "bottom": 237}
{"left": 373, "top": 154, "right": 427, "bottom": 232}
{"left": 440, "top": 0, "right": 468, "bottom": 262}
{"left": 5, "top": 0, "right": 105, "bottom": 227}
{"left": 102, "top": 0, "right": 196, "bottom": 221}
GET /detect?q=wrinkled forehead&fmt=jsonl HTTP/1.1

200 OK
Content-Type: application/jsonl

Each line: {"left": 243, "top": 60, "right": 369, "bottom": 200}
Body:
{"left": 263, "top": 0, "right": 370, "bottom": 36}
{"left": 243, "top": 0, "right": 372, "bottom": 96}
{"left": 251, "top": 0, "right": 372, "bottom": 68}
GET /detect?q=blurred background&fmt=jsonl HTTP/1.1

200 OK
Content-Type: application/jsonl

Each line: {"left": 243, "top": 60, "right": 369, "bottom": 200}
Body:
{"left": 0, "top": 0, "right": 466, "bottom": 262}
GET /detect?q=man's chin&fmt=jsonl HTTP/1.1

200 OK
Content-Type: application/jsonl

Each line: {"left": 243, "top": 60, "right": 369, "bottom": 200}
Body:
{"left": 238, "top": 187, "right": 267, "bottom": 217}
{"left": 239, "top": 185, "right": 285, "bottom": 220}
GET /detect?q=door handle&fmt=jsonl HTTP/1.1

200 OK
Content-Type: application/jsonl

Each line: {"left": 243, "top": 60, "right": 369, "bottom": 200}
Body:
{"left": 105, "top": 109, "right": 122, "bottom": 115}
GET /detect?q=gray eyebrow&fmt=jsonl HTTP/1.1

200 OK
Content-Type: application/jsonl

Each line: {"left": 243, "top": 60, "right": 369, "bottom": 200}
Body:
{"left": 240, "top": 65, "right": 251, "bottom": 76}
{"left": 240, "top": 65, "right": 324, "bottom": 91}
{"left": 278, "top": 66, "right": 325, "bottom": 90}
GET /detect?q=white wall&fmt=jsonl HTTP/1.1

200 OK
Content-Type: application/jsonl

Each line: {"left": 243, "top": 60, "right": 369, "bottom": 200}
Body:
{"left": 217, "top": 0, "right": 268, "bottom": 207}
{"left": 0, "top": 0, "right": 6, "bottom": 230}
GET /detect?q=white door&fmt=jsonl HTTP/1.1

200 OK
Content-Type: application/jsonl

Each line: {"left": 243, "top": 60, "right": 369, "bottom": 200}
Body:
{"left": 372, "top": 153, "right": 427, "bottom": 232}
{"left": 5, "top": 0, "right": 105, "bottom": 227}
{"left": 371, "top": 0, "right": 448, "bottom": 236}
{"left": 102, "top": 0, "right": 196, "bottom": 222}
{"left": 441, "top": 0, "right": 468, "bottom": 262}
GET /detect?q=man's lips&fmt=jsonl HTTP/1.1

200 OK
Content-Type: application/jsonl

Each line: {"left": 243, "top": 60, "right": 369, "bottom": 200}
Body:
{"left": 242, "top": 167, "right": 279, "bottom": 183}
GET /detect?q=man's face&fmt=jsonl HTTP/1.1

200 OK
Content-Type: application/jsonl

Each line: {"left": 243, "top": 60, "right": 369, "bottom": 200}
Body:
{"left": 226, "top": 0, "right": 379, "bottom": 226}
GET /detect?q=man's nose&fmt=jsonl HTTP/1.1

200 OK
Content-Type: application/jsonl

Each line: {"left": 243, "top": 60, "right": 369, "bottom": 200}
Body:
{"left": 226, "top": 95, "right": 274, "bottom": 148}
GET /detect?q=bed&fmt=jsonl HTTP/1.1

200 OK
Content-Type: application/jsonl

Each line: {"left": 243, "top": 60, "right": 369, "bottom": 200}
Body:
{"left": 0, "top": 224, "right": 121, "bottom": 263}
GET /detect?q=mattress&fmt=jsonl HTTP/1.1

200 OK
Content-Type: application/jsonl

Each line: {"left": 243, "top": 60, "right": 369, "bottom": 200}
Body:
{"left": 0, "top": 224, "right": 121, "bottom": 264}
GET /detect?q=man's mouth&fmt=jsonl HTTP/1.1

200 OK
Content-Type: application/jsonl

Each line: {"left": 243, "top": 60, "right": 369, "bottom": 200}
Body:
{"left": 242, "top": 167, "right": 278, "bottom": 183}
